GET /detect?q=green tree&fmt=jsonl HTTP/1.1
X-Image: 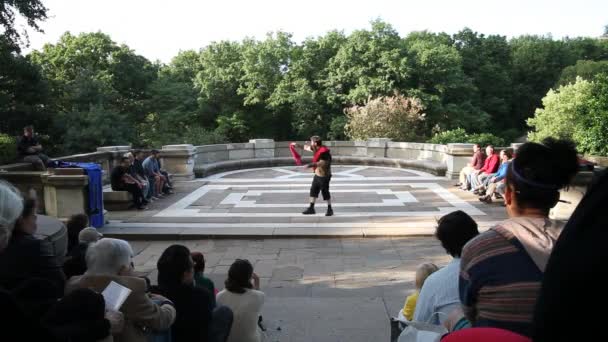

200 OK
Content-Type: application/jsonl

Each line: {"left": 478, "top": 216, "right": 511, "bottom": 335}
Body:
{"left": 453, "top": 28, "right": 513, "bottom": 133}
{"left": 325, "top": 20, "right": 410, "bottom": 105}
{"left": 405, "top": 31, "right": 489, "bottom": 132}
{"left": 270, "top": 31, "right": 346, "bottom": 138}
{"left": 509, "top": 36, "right": 573, "bottom": 129}
{"left": 28, "top": 32, "right": 156, "bottom": 152}
{"left": 0, "top": 35, "right": 49, "bottom": 134}
{"left": 556, "top": 60, "right": 608, "bottom": 86}
{"left": 527, "top": 77, "right": 593, "bottom": 142}
{"left": 572, "top": 73, "right": 608, "bottom": 155}
{"left": 0, "top": 0, "right": 48, "bottom": 48}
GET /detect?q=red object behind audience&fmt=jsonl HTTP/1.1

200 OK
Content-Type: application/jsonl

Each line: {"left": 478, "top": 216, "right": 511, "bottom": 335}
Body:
{"left": 441, "top": 328, "right": 532, "bottom": 342}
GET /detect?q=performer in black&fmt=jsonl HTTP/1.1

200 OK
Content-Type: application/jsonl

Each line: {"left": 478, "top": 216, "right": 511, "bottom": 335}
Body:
{"left": 300, "top": 136, "right": 333, "bottom": 216}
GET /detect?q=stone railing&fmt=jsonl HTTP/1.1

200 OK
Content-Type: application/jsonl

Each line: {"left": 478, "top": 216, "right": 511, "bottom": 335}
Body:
{"left": 190, "top": 138, "right": 460, "bottom": 178}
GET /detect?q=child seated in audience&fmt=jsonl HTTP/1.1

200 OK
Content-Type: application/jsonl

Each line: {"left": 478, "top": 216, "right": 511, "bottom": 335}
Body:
{"left": 402, "top": 263, "right": 439, "bottom": 321}
{"left": 191, "top": 251, "right": 217, "bottom": 307}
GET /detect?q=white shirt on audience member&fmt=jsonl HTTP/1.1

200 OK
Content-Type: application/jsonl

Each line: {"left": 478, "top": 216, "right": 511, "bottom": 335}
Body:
{"left": 413, "top": 258, "right": 461, "bottom": 325}
{"left": 217, "top": 288, "right": 265, "bottom": 342}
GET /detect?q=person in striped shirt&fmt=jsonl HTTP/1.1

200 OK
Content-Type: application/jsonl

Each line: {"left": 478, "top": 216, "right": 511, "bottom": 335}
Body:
{"left": 459, "top": 138, "right": 578, "bottom": 338}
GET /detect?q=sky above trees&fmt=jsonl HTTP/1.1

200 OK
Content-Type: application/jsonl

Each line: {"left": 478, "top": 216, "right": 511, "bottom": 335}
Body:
{"left": 22, "top": 0, "right": 608, "bottom": 62}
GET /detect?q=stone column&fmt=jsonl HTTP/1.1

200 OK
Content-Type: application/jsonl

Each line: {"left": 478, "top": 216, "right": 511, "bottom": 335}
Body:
{"left": 161, "top": 144, "right": 196, "bottom": 180}
{"left": 445, "top": 143, "right": 474, "bottom": 180}
{"left": 367, "top": 138, "right": 392, "bottom": 158}
{"left": 42, "top": 170, "right": 89, "bottom": 221}
{"left": 249, "top": 139, "right": 276, "bottom": 158}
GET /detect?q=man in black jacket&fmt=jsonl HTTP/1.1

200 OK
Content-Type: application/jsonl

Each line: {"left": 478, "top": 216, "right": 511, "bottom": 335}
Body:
{"left": 17, "top": 125, "right": 49, "bottom": 171}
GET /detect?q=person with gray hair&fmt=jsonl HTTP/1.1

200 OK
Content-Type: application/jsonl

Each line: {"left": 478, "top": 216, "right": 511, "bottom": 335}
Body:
{"left": 66, "top": 238, "right": 176, "bottom": 342}
{"left": 0, "top": 181, "right": 23, "bottom": 252}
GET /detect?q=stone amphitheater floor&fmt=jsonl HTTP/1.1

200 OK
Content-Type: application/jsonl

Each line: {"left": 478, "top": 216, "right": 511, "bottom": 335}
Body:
{"left": 99, "top": 166, "right": 509, "bottom": 341}
{"left": 101, "top": 165, "right": 507, "bottom": 238}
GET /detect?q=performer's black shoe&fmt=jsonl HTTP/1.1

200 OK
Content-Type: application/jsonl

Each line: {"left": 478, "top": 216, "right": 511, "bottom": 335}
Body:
{"left": 325, "top": 207, "right": 333, "bottom": 216}
{"left": 302, "top": 207, "right": 316, "bottom": 215}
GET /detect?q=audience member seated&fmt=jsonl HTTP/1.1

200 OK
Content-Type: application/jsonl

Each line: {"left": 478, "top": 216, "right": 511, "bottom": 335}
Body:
{"left": 17, "top": 125, "right": 49, "bottom": 171}
{"left": 0, "top": 181, "right": 23, "bottom": 253}
{"left": 414, "top": 210, "right": 479, "bottom": 325}
{"left": 475, "top": 148, "right": 512, "bottom": 193}
{"left": 401, "top": 263, "right": 438, "bottom": 321}
{"left": 0, "top": 195, "right": 65, "bottom": 295}
{"left": 155, "top": 155, "right": 174, "bottom": 194}
{"left": 459, "top": 138, "right": 578, "bottom": 338}
{"left": 532, "top": 169, "right": 608, "bottom": 341}
{"left": 217, "top": 259, "right": 265, "bottom": 342}
{"left": 127, "top": 151, "right": 152, "bottom": 202}
{"left": 153, "top": 245, "right": 233, "bottom": 342}
{"left": 66, "top": 238, "right": 176, "bottom": 342}
{"left": 468, "top": 145, "right": 500, "bottom": 192}
{"left": 456, "top": 144, "right": 485, "bottom": 190}
{"left": 111, "top": 156, "right": 148, "bottom": 210}
{"left": 143, "top": 150, "right": 166, "bottom": 200}
{"left": 66, "top": 213, "right": 89, "bottom": 253}
{"left": 63, "top": 227, "right": 103, "bottom": 279}
{"left": 132, "top": 150, "right": 154, "bottom": 202}
{"left": 192, "top": 251, "right": 217, "bottom": 307}
{"left": 42, "top": 287, "right": 123, "bottom": 342}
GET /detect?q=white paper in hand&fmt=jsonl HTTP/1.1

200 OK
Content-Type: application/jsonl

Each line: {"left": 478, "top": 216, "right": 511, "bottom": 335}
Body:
{"left": 102, "top": 281, "right": 132, "bottom": 311}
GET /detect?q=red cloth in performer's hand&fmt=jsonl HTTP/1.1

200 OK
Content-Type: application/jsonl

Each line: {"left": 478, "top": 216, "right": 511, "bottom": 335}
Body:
{"left": 289, "top": 143, "right": 302, "bottom": 165}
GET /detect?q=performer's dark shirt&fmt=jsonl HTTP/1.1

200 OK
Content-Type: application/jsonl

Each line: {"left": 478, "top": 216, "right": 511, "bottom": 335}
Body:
{"left": 17, "top": 135, "right": 41, "bottom": 156}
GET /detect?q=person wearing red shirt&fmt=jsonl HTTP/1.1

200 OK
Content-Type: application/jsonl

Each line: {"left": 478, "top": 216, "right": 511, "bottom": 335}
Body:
{"left": 469, "top": 145, "right": 500, "bottom": 192}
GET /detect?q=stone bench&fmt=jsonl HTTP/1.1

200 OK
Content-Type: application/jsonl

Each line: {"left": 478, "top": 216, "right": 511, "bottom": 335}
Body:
{"left": 194, "top": 156, "right": 447, "bottom": 178}
{"left": 103, "top": 187, "right": 133, "bottom": 211}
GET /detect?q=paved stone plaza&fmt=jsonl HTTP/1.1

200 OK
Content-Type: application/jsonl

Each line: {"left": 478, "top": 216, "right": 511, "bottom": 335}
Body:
{"left": 102, "top": 165, "right": 508, "bottom": 237}
{"left": 129, "top": 237, "right": 451, "bottom": 342}
{"left": 101, "top": 166, "right": 511, "bottom": 341}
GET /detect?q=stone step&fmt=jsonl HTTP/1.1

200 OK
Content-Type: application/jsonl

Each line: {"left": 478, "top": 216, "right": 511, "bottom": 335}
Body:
{"left": 99, "top": 220, "right": 500, "bottom": 239}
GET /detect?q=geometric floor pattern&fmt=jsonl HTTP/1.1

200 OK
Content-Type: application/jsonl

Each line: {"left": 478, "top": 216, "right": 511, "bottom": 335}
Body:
{"left": 103, "top": 166, "right": 505, "bottom": 237}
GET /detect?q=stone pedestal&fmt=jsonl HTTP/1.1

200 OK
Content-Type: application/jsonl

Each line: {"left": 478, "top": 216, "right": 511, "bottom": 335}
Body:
{"left": 249, "top": 139, "right": 276, "bottom": 158}
{"left": 161, "top": 144, "right": 196, "bottom": 180}
{"left": 445, "top": 144, "right": 474, "bottom": 180}
{"left": 42, "top": 173, "right": 89, "bottom": 221}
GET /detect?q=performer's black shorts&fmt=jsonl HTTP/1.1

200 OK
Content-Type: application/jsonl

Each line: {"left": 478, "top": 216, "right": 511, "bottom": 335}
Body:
{"left": 310, "top": 175, "right": 331, "bottom": 200}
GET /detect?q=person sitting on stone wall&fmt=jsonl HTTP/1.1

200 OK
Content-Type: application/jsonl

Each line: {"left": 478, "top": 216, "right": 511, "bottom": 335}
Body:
{"left": 17, "top": 125, "right": 50, "bottom": 171}
{"left": 132, "top": 150, "right": 153, "bottom": 201}
{"left": 455, "top": 144, "right": 486, "bottom": 190}
{"left": 126, "top": 151, "right": 152, "bottom": 202}
{"left": 143, "top": 150, "right": 166, "bottom": 199}
{"left": 478, "top": 149, "right": 513, "bottom": 203}
{"left": 468, "top": 145, "right": 500, "bottom": 192}
{"left": 111, "top": 157, "right": 148, "bottom": 210}
{"left": 155, "top": 155, "right": 174, "bottom": 194}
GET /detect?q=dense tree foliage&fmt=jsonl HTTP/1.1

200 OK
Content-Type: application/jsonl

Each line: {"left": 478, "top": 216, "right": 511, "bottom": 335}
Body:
{"left": 2, "top": 13, "right": 608, "bottom": 156}
{"left": 528, "top": 74, "right": 608, "bottom": 156}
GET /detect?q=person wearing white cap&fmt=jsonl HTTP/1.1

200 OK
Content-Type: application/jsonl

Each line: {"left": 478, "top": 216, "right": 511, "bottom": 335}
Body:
{"left": 63, "top": 227, "right": 103, "bottom": 279}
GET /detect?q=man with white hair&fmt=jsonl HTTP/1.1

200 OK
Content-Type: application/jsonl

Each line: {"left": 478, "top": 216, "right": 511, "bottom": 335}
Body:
{"left": 0, "top": 181, "right": 23, "bottom": 252}
{"left": 66, "top": 238, "right": 176, "bottom": 342}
